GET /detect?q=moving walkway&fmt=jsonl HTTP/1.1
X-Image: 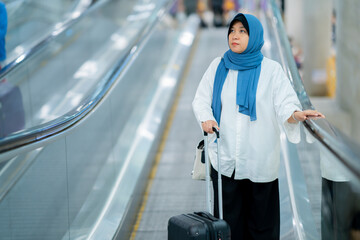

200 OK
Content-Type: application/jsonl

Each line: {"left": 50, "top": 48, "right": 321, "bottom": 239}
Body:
{"left": 0, "top": 0, "right": 359, "bottom": 239}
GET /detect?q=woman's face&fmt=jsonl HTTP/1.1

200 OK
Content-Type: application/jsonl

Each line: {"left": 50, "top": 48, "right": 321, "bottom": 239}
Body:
{"left": 228, "top": 21, "right": 249, "bottom": 54}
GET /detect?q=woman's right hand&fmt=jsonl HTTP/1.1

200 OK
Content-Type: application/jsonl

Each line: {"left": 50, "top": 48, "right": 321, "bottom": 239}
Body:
{"left": 201, "top": 120, "right": 219, "bottom": 134}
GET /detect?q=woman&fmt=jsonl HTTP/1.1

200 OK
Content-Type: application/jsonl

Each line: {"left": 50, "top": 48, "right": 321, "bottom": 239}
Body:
{"left": 192, "top": 13, "right": 324, "bottom": 240}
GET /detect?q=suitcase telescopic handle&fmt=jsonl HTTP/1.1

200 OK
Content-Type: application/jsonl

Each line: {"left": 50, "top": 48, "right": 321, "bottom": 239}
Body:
{"left": 203, "top": 127, "right": 223, "bottom": 220}
{"left": 212, "top": 127, "right": 220, "bottom": 138}
{"left": 203, "top": 127, "right": 219, "bottom": 137}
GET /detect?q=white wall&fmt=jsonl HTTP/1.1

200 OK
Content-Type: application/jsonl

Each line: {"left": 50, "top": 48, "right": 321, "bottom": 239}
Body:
{"left": 285, "top": 0, "right": 303, "bottom": 49}
{"left": 285, "top": 0, "right": 332, "bottom": 96}
{"left": 302, "top": 0, "right": 332, "bottom": 96}
{"left": 335, "top": 0, "right": 360, "bottom": 143}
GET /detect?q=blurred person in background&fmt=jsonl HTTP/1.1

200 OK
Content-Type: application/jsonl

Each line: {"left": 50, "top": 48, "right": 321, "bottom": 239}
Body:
{"left": 211, "top": 0, "right": 224, "bottom": 27}
{"left": 0, "top": 1, "right": 7, "bottom": 66}
{"left": 0, "top": 1, "right": 25, "bottom": 138}
{"left": 197, "top": 0, "right": 210, "bottom": 28}
{"left": 183, "top": 0, "right": 198, "bottom": 16}
{"left": 223, "top": 0, "right": 237, "bottom": 25}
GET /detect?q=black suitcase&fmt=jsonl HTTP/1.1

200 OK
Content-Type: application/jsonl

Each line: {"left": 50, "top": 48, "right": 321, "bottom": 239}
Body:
{"left": 168, "top": 128, "right": 231, "bottom": 240}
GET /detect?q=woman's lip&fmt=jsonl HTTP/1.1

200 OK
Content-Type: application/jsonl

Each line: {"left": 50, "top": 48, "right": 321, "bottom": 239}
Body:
{"left": 232, "top": 43, "right": 239, "bottom": 46}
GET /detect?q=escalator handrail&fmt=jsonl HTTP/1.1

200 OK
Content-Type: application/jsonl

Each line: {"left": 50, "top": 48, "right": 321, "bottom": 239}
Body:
{"left": 269, "top": 0, "right": 360, "bottom": 179}
{"left": 0, "top": 0, "right": 172, "bottom": 156}
{"left": 0, "top": 0, "right": 108, "bottom": 79}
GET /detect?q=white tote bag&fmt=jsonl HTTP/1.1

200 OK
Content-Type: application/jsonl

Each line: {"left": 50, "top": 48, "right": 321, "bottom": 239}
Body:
{"left": 191, "top": 140, "right": 206, "bottom": 180}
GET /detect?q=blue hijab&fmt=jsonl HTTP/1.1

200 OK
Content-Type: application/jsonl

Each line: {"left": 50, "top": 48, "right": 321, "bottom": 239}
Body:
{"left": 212, "top": 13, "right": 264, "bottom": 123}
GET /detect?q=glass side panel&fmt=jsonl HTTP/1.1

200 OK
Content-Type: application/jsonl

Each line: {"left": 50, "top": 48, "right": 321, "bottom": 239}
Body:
{"left": 267, "top": 0, "right": 360, "bottom": 239}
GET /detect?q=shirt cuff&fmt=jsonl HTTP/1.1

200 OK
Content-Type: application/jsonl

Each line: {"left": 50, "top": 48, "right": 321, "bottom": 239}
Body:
{"left": 282, "top": 107, "right": 301, "bottom": 143}
{"left": 283, "top": 120, "right": 301, "bottom": 143}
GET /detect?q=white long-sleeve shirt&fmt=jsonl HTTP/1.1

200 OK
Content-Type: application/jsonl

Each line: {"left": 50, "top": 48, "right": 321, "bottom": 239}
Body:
{"left": 192, "top": 57, "right": 302, "bottom": 182}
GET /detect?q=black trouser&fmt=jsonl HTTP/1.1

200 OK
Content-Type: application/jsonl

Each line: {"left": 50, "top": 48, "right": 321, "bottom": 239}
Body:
{"left": 211, "top": 166, "right": 280, "bottom": 240}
